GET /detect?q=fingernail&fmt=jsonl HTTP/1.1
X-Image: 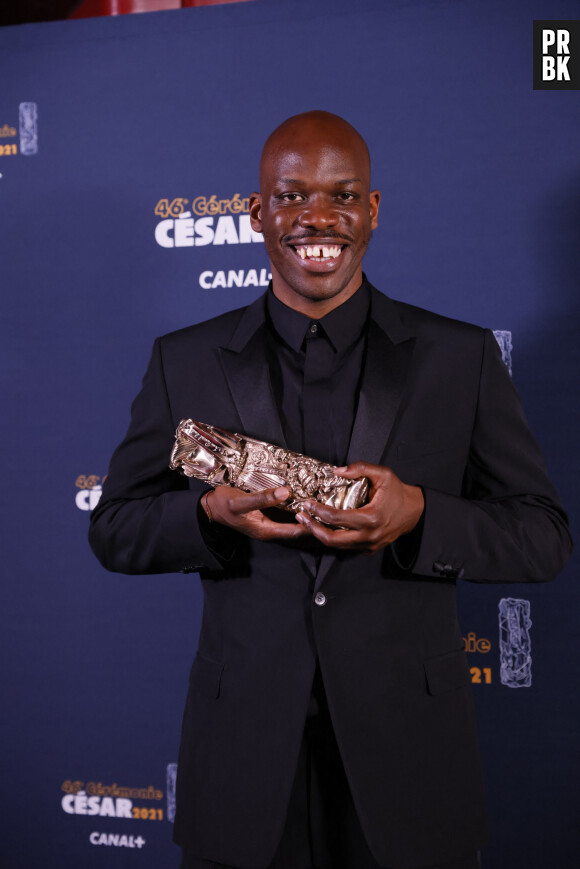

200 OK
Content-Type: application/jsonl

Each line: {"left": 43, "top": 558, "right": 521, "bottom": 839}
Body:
{"left": 274, "top": 487, "right": 290, "bottom": 499}
{"left": 295, "top": 512, "right": 307, "bottom": 524}
{"left": 334, "top": 467, "right": 347, "bottom": 473}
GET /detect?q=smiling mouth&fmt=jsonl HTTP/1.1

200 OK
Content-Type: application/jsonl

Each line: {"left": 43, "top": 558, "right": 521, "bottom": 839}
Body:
{"left": 291, "top": 243, "right": 344, "bottom": 263}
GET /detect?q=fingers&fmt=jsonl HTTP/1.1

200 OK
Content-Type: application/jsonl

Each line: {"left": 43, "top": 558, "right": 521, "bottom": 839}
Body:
{"left": 220, "top": 486, "right": 290, "bottom": 516}
{"left": 206, "top": 485, "right": 312, "bottom": 541}
{"left": 335, "top": 461, "right": 392, "bottom": 488}
{"left": 300, "top": 500, "right": 373, "bottom": 531}
{"left": 258, "top": 516, "right": 311, "bottom": 541}
{"left": 333, "top": 461, "right": 372, "bottom": 479}
{"left": 296, "top": 511, "right": 374, "bottom": 550}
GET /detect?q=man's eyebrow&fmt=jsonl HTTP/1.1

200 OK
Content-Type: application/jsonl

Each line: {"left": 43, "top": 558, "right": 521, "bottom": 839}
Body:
{"left": 275, "top": 177, "right": 364, "bottom": 185}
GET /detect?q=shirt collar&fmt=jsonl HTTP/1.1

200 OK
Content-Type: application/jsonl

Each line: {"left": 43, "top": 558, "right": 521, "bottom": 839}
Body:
{"left": 266, "top": 278, "right": 371, "bottom": 354}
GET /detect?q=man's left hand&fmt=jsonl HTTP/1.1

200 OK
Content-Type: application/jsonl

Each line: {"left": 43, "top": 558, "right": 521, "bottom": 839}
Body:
{"left": 295, "top": 461, "right": 424, "bottom": 553}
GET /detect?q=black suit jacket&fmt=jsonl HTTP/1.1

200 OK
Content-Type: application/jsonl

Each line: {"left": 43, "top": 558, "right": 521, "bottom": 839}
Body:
{"left": 90, "top": 285, "right": 571, "bottom": 869}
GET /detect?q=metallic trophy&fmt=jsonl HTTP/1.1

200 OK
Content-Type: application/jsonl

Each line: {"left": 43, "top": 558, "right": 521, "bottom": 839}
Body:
{"left": 169, "top": 419, "right": 369, "bottom": 513}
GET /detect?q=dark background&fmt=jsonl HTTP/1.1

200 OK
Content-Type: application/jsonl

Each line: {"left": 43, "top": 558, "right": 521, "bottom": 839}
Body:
{"left": 1, "top": 1, "right": 579, "bottom": 866}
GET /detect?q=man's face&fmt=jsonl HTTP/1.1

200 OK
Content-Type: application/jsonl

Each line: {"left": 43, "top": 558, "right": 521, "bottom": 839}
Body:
{"left": 249, "top": 118, "right": 380, "bottom": 315}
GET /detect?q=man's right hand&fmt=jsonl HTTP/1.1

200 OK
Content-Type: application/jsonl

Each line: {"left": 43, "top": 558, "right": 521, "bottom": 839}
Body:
{"left": 201, "top": 486, "right": 310, "bottom": 542}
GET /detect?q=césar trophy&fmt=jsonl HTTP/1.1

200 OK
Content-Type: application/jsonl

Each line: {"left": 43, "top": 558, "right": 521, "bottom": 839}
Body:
{"left": 169, "top": 419, "right": 369, "bottom": 513}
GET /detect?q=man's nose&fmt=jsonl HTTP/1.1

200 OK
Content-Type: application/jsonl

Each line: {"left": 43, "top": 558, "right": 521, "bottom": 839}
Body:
{"left": 297, "top": 196, "right": 338, "bottom": 229}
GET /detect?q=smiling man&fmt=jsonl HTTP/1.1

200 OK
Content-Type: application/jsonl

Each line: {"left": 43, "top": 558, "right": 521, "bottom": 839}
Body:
{"left": 90, "top": 111, "right": 571, "bottom": 869}
{"left": 254, "top": 112, "right": 380, "bottom": 312}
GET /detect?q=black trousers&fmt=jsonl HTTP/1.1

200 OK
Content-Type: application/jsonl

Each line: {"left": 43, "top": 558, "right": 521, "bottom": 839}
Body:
{"left": 181, "top": 672, "right": 481, "bottom": 869}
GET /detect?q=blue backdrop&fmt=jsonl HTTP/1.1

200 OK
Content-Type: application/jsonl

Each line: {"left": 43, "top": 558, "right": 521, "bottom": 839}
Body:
{"left": 1, "top": 1, "right": 579, "bottom": 866}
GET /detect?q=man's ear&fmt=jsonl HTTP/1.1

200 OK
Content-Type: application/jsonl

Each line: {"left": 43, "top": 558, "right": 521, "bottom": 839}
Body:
{"left": 369, "top": 190, "right": 380, "bottom": 231}
{"left": 249, "top": 192, "right": 262, "bottom": 232}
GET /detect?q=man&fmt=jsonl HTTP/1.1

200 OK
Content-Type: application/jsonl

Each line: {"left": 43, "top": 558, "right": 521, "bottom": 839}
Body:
{"left": 89, "top": 111, "right": 572, "bottom": 869}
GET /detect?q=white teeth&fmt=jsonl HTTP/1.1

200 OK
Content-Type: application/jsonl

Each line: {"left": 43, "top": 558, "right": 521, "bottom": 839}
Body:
{"left": 294, "top": 244, "right": 343, "bottom": 260}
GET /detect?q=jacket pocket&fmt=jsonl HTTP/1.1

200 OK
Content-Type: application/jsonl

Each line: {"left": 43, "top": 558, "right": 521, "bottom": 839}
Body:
{"left": 424, "top": 648, "right": 470, "bottom": 696}
{"left": 189, "top": 653, "right": 224, "bottom": 700}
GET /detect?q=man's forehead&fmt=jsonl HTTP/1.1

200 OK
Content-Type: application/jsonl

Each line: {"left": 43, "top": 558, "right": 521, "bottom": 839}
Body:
{"left": 261, "top": 139, "right": 370, "bottom": 189}
{"left": 266, "top": 143, "right": 365, "bottom": 170}
{"left": 259, "top": 112, "right": 371, "bottom": 181}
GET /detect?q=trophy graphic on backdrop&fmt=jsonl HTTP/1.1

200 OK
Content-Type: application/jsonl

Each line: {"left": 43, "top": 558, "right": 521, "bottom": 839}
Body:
{"left": 169, "top": 419, "right": 369, "bottom": 513}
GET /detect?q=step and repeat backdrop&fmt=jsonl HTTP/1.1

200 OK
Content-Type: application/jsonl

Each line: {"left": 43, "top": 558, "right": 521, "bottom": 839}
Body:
{"left": 1, "top": 1, "right": 578, "bottom": 866}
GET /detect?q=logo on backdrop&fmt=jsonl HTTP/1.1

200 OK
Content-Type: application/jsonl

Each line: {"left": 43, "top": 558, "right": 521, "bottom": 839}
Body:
{"left": 154, "top": 194, "right": 264, "bottom": 249}
{"left": 89, "top": 831, "right": 146, "bottom": 849}
{"left": 0, "top": 102, "right": 38, "bottom": 159}
{"left": 463, "top": 630, "right": 493, "bottom": 686}
{"left": 533, "top": 21, "right": 580, "bottom": 89}
{"left": 75, "top": 475, "right": 105, "bottom": 511}
{"left": 199, "top": 267, "right": 272, "bottom": 289}
{"left": 166, "top": 763, "right": 177, "bottom": 822}
{"left": 61, "top": 778, "right": 165, "bottom": 823}
{"left": 153, "top": 194, "right": 269, "bottom": 289}
{"left": 499, "top": 598, "right": 532, "bottom": 688}
{"left": 493, "top": 330, "right": 513, "bottom": 375}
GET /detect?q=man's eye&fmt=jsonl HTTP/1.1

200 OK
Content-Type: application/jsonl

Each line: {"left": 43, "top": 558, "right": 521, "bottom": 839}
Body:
{"left": 337, "top": 192, "right": 356, "bottom": 201}
{"left": 279, "top": 193, "right": 304, "bottom": 202}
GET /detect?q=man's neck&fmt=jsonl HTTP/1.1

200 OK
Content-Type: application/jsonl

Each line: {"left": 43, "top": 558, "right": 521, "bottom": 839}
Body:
{"left": 271, "top": 277, "right": 365, "bottom": 319}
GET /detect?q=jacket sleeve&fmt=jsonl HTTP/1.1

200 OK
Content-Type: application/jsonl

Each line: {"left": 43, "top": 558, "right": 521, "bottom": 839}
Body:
{"left": 410, "top": 329, "right": 572, "bottom": 583}
{"left": 89, "top": 338, "right": 232, "bottom": 575}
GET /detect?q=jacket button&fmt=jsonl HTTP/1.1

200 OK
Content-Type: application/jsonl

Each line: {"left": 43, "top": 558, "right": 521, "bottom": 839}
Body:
{"left": 314, "top": 592, "right": 327, "bottom": 606}
{"left": 433, "top": 561, "right": 463, "bottom": 579}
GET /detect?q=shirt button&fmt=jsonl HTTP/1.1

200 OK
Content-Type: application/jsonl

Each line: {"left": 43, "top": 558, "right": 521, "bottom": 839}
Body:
{"left": 314, "top": 592, "right": 327, "bottom": 606}
{"left": 310, "top": 323, "right": 318, "bottom": 334}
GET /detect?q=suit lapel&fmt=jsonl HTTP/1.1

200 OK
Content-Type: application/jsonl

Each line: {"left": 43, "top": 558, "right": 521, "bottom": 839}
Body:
{"left": 347, "top": 321, "right": 415, "bottom": 466}
{"left": 218, "top": 293, "right": 287, "bottom": 448}
{"left": 315, "top": 286, "right": 416, "bottom": 591}
{"left": 347, "top": 285, "right": 416, "bottom": 466}
{"left": 219, "top": 297, "right": 318, "bottom": 575}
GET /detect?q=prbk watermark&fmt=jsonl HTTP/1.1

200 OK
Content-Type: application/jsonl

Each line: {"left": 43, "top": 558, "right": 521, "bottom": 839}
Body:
{"left": 533, "top": 21, "right": 579, "bottom": 89}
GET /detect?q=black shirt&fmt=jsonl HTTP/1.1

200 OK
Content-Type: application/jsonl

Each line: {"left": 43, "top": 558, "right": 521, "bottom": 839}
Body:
{"left": 266, "top": 280, "right": 371, "bottom": 466}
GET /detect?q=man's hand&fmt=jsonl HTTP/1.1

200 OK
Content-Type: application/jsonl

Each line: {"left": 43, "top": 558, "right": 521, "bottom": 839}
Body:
{"left": 202, "top": 485, "right": 310, "bottom": 542}
{"left": 295, "top": 462, "right": 424, "bottom": 553}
